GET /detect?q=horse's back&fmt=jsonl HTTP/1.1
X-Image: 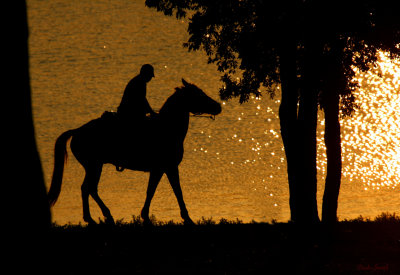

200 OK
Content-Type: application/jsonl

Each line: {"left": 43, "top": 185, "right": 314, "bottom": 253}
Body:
{"left": 70, "top": 112, "right": 175, "bottom": 170}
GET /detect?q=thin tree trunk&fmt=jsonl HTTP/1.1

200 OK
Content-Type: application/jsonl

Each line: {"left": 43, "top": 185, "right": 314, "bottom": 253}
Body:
{"left": 321, "top": 39, "right": 344, "bottom": 225}
{"left": 321, "top": 46, "right": 343, "bottom": 224}
{"left": 322, "top": 92, "right": 342, "bottom": 224}
{"left": 297, "top": 87, "right": 319, "bottom": 224}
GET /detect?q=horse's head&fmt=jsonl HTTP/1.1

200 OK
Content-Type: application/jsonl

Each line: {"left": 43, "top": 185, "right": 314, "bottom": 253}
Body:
{"left": 178, "top": 79, "right": 222, "bottom": 116}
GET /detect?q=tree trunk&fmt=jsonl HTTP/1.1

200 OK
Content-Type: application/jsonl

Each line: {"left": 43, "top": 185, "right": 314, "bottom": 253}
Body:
{"left": 297, "top": 85, "right": 319, "bottom": 224}
{"left": 279, "top": 38, "right": 320, "bottom": 224}
{"left": 295, "top": 38, "right": 320, "bottom": 224}
{"left": 278, "top": 42, "right": 301, "bottom": 222}
{"left": 5, "top": 1, "right": 51, "bottom": 266}
{"left": 321, "top": 92, "right": 342, "bottom": 224}
{"left": 9, "top": 0, "right": 51, "bottom": 230}
{"left": 4, "top": 2, "right": 51, "bottom": 272}
{"left": 321, "top": 43, "right": 343, "bottom": 225}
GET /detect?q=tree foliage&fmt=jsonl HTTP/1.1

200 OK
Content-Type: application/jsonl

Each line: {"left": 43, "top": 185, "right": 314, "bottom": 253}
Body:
{"left": 146, "top": 0, "right": 400, "bottom": 109}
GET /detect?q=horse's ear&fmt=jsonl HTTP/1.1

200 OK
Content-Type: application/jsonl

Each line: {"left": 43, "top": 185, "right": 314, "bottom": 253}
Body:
{"left": 182, "top": 78, "right": 190, "bottom": 87}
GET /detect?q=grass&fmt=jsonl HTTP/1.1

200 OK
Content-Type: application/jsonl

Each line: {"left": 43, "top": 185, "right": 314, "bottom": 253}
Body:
{"left": 44, "top": 213, "right": 400, "bottom": 274}
{"left": 344, "top": 212, "right": 400, "bottom": 223}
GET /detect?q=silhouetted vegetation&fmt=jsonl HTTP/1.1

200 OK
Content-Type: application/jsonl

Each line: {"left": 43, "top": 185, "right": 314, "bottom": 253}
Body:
{"left": 145, "top": 0, "right": 400, "bottom": 225}
{"left": 45, "top": 213, "right": 400, "bottom": 274}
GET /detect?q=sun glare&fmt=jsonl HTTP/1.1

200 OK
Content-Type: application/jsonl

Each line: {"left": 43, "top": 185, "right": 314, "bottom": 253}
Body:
{"left": 318, "top": 51, "right": 400, "bottom": 190}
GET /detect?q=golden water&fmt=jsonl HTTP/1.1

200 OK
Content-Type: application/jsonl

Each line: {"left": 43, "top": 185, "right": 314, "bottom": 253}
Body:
{"left": 28, "top": 0, "right": 399, "bottom": 225}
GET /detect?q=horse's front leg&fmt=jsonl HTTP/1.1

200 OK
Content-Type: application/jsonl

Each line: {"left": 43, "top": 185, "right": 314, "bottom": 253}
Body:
{"left": 166, "top": 166, "right": 194, "bottom": 225}
{"left": 141, "top": 170, "right": 164, "bottom": 225}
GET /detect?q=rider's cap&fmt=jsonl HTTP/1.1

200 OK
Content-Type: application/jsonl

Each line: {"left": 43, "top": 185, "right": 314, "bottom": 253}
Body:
{"left": 140, "top": 64, "right": 155, "bottom": 77}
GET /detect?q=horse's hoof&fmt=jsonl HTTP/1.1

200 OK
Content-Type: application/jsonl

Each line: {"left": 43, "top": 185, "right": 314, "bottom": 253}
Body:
{"left": 184, "top": 218, "right": 195, "bottom": 226}
{"left": 141, "top": 209, "right": 149, "bottom": 221}
{"left": 87, "top": 221, "right": 97, "bottom": 228}
{"left": 143, "top": 219, "right": 153, "bottom": 227}
{"left": 105, "top": 216, "right": 115, "bottom": 226}
{"left": 84, "top": 217, "right": 97, "bottom": 226}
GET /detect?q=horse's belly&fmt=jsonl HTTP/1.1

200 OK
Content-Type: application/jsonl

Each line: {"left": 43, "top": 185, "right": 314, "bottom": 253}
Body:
{"left": 109, "top": 145, "right": 183, "bottom": 172}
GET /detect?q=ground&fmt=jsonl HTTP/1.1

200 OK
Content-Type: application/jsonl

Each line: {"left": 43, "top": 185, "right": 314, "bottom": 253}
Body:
{"left": 20, "top": 213, "right": 400, "bottom": 274}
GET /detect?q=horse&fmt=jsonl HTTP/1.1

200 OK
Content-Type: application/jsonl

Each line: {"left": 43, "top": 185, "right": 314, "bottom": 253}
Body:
{"left": 47, "top": 79, "right": 222, "bottom": 225}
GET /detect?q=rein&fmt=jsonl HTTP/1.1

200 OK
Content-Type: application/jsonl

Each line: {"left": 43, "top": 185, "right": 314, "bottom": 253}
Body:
{"left": 190, "top": 114, "right": 216, "bottom": 120}
{"left": 155, "top": 109, "right": 216, "bottom": 120}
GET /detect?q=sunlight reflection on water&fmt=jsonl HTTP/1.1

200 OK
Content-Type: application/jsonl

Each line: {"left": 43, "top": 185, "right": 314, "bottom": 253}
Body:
{"left": 317, "top": 52, "right": 400, "bottom": 190}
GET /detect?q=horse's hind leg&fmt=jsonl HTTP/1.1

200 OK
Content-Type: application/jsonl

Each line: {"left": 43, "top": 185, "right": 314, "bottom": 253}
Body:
{"left": 81, "top": 166, "right": 97, "bottom": 225}
{"left": 81, "top": 163, "right": 112, "bottom": 225}
{"left": 91, "top": 188, "right": 115, "bottom": 225}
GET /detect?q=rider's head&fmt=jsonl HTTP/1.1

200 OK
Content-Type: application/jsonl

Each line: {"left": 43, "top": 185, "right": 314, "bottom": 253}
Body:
{"left": 140, "top": 64, "right": 155, "bottom": 82}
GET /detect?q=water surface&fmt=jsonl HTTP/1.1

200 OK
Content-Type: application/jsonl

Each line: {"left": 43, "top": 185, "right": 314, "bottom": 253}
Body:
{"left": 28, "top": 0, "right": 399, "bottom": 224}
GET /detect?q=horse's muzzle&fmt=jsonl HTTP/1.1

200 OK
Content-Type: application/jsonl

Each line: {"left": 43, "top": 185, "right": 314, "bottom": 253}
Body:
{"left": 211, "top": 102, "right": 222, "bottom": 116}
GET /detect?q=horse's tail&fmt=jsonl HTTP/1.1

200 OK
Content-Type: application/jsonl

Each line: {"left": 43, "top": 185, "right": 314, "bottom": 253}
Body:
{"left": 48, "top": 129, "right": 75, "bottom": 206}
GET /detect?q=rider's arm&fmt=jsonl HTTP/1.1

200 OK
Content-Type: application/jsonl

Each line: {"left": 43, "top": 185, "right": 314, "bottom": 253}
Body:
{"left": 143, "top": 98, "right": 156, "bottom": 115}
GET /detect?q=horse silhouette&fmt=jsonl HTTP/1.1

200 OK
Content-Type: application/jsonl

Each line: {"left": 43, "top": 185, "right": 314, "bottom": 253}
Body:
{"left": 48, "top": 79, "right": 222, "bottom": 225}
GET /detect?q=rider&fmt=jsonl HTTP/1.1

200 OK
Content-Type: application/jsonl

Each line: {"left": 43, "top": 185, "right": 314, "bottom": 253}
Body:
{"left": 114, "top": 64, "right": 156, "bottom": 172}
{"left": 117, "top": 64, "right": 157, "bottom": 123}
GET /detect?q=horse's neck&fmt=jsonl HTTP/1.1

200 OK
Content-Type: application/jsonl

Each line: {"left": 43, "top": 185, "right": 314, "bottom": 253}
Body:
{"left": 163, "top": 112, "right": 189, "bottom": 142}
{"left": 159, "top": 96, "right": 189, "bottom": 142}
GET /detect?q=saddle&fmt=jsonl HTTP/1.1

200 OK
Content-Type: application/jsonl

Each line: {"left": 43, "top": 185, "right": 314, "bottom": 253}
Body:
{"left": 100, "top": 111, "right": 157, "bottom": 172}
{"left": 99, "top": 110, "right": 113, "bottom": 120}
{"left": 101, "top": 110, "right": 156, "bottom": 125}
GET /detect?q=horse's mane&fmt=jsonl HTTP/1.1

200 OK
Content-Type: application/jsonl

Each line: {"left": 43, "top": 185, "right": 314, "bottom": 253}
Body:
{"left": 159, "top": 86, "right": 185, "bottom": 115}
